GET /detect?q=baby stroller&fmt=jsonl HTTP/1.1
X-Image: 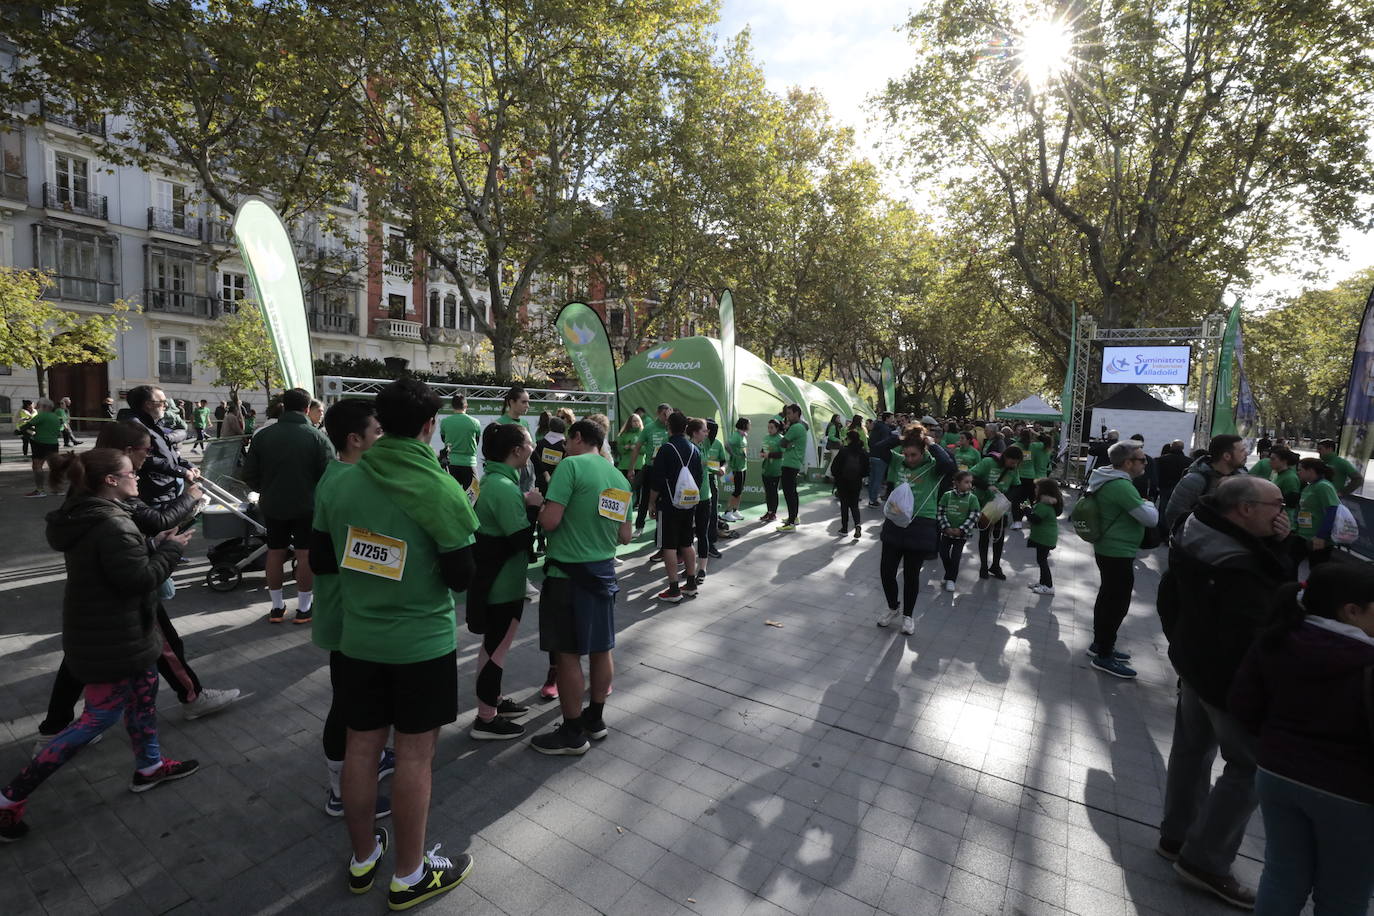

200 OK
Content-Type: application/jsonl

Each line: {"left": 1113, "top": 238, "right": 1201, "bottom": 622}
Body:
{"left": 196, "top": 437, "right": 275, "bottom": 592}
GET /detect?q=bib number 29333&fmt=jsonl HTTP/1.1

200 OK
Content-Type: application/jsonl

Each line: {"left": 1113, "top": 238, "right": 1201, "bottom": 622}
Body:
{"left": 341, "top": 526, "right": 407, "bottom": 580}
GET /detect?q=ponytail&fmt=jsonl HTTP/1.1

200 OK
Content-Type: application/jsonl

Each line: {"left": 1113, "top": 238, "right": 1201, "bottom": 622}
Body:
{"left": 48, "top": 447, "right": 129, "bottom": 496}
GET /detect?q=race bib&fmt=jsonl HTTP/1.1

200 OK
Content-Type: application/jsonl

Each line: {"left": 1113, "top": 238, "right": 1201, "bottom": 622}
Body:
{"left": 1297, "top": 510, "right": 1313, "bottom": 529}
{"left": 541, "top": 448, "right": 562, "bottom": 466}
{"left": 598, "top": 487, "right": 632, "bottom": 522}
{"left": 341, "top": 526, "right": 407, "bottom": 581}
{"left": 466, "top": 476, "right": 480, "bottom": 508}
{"left": 707, "top": 458, "right": 721, "bottom": 471}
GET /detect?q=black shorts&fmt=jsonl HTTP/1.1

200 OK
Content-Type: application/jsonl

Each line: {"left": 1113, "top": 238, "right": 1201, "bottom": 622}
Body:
{"left": 31, "top": 441, "right": 58, "bottom": 461}
{"left": 656, "top": 506, "right": 696, "bottom": 550}
{"left": 334, "top": 650, "right": 458, "bottom": 734}
{"left": 732, "top": 468, "right": 747, "bottom": 498}
{"left": 265, "top": 514, "right": 312, "bottom": 550}
{"left": 539, "top": 576, "right": 615, "bottom": 655}
{"left": 448, "top": 466, "right": 474, "bottom": 489}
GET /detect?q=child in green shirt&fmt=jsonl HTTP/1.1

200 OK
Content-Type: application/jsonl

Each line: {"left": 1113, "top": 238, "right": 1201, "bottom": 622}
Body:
{"left": 937, "top": 471, "right": 980, "bottom": 590}
{"left": 1025, "top": 478, "right": 1064, "bottom": 595}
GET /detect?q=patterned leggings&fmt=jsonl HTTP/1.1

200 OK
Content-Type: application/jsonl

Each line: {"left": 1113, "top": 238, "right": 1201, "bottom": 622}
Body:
{"left": 3, "top": 668, "right": 160, "bottom": 802}
{"left": 475, "top": 602, "right": 523, "bottom": 720}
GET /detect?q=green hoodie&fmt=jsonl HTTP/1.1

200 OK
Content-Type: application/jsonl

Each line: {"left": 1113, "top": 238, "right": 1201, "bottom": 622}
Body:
{"left": 761, "top": 433, "right": 783, "bottom": 477}
{"left": 475, "top": 461, "right": 531, "bottom": 603}
{"left": 1084, "top": 466, "right": 1154, "bottom": 558}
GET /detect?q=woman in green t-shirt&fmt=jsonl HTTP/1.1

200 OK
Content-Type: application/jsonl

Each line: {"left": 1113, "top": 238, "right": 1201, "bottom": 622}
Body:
{"left": 1297, "top": 457, "right": 1341, "bottom": 567}
{"left": 724, "top": 418, "right": 751, "bottom": 522}
{"left": 759, "top": 420, "right": 784, "bottom": 522}
{"left": 969, "top": 446, "right": 1023, "bottom": 580}
{"left": 614, "top": 413, "right": 644, "bottom": 488}
{"left": 953, "top": 432, "right": 981, "bottom": 472}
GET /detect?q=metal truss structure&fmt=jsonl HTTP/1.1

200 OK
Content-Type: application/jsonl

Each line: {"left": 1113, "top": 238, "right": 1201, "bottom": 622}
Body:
{"left": 318, "top": 376, "right": 617, "bottom": 418}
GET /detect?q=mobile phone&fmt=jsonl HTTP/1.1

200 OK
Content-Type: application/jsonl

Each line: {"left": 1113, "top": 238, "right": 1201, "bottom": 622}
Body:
{"left": 176, "top": 516, "right": 199, "bottom": 534}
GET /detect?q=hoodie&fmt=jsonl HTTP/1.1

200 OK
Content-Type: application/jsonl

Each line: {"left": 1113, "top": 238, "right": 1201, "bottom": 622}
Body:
{"left": 1230, "top": 620, "right": 1374, "bottom": 805}
{"left": 47, "top": 494, "right": 183, "bottom": 684}
{"left": 1085, "top": 467, "right": 1158, "bottom": 558}
{"left": 1164, "top": 455, "right": 1240, "bottom": 532}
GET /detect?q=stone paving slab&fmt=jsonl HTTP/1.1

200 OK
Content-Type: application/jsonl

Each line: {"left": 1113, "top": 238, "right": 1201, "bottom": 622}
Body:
{"left": 0, "top": 468, "right": 1282, "bottom": 915}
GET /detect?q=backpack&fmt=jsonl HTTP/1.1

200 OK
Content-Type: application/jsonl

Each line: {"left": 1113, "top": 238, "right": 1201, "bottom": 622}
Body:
{"left": 667, "top": 442, "right": 701, "bottom": 510}
{"left": 833, "top": 447, "right": 866, "bottom": 483}
{"left": 1070, "top": 490, "right": 1106, "bottom": 543}
{"left": 1333, "top": 503, "right": 1360, "bottom": 545}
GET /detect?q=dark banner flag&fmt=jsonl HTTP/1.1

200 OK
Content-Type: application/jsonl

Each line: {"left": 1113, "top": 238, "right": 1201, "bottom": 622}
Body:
{"left": 1338, "top": 284, "right": 1374, "bottom": 500}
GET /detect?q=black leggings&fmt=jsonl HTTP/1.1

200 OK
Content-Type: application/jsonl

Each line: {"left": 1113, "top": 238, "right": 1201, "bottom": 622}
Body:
{"left": 634, "top": 469, "right": 654, "bottom": 528}
{"left": 781, "top": 467, "right": 800, "bottom": 521}
{"left": 324, "top": 651, "right": 346, "bottom": 761}
{"left": 939, "top": 535, "right": 967, "bottom": 581}
{"left": 1033, "top": 542, "right": 1053, "bottom": 587}
{"left": 732, "top": 469, "right": 746, "bottom": 498}
{"left": 880, "top": 541, "right": 924, "bottom": 615}
{"left": 475, "top": 600, "right": 523, "bottom": 713}
{"left": 978, "top": 519, "right": 1006, "bottom": 572}
{"left": 448, "top": 465, "right": 474, "bottom": 489}
{"left": 837, "top": 484, "right": 861, "bottom": 530}
{"left": 695, "top": 496, "right": 717, "bottom": 551}
{"left": 763, "top": 475, "right": 780, "bottom": 514}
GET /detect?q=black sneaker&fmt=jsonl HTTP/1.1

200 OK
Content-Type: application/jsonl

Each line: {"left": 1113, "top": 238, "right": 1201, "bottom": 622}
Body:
{"left": 1156, "top": 836, "right": 1183, "bottom": 862}
{"left": 387, "top": 845, "right": 473, "bottom": 911}
{"left": 657, "top": 585, "right": 682, "bottom": 603}
{"left": 1085, "top": 644, "right": 1132, "bottom": 661}
{"left": 681, "top": 586, "right": 698, "bottom": 600}
{"left": 1173, "top": 859, "right": 1256, "bottom": 909}
{"left": 293, "top": 607, "right": 313, "bottom": 625}
{"left": 648, "top": 550, "right": 664, "bottom": 563}
{"left": 0, "top": 799, "right": 28, "bottom": 843}
{"left": 495, "top": 698, "right": 529, "bottom": 720}
{"left": 979, "top": 567, "right": 990, "bottom": 580}
{"left": 530, "top": 721, "right": 590, "bottom": 756}
{"left": 268, "top": 606, "right": 286, "bottom": 624}
{"left": 580, "top": 714, "right": 609, "bottom": 741}
{"left": 470, "top": 716, "right": 525, "bottom": 741}
{"left": 706, "top": 547, "right": 722, "bottom": 559}
{"left": 694, "top": 571, "right": 706, "bottom": 586}
{"left": 129, "top": 758, "right": 199, "bottom": 793}
{"left": 349, "top": 826, "right": 390, "bottom": 894}
{"left": 988, "top": 566, "right": 1007, "bottom": 580}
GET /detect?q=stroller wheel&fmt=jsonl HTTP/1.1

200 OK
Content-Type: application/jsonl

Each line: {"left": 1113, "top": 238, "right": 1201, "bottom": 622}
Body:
{"left": 206, "top": 564, "right": 242, "bottom": 592}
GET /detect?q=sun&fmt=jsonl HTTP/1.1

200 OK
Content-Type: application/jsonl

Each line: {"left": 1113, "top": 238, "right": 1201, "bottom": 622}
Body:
{"left": 1019, "top": 18, "right": 1074, "bottom": 89}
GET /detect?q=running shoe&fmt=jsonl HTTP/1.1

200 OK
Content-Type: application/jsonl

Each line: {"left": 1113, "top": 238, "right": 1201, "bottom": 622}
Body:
{"left": 979, "top": 567, "right": 990, "bottom": 580}
{"left": 944, "top": 580, "right": 955, "bottom": 592}
{"left": 852, "top": 527, "right": 860, "bottom": 540}
{"left": 681, "top": 586, "right": 698, "bottom": 600}
{"left": 183, "top": 687, "right": 240, "bottom": 720}
{"left": 580, "top": 713, "right": 609, "bottom": 740}
{"left": 633, "top": 526, "right": 644, "bottom": 538}
{"left": 496, "top": 698, "right": 529, "bottom": 720}
{"left": 268, "top": 606, "right": 286, "bottom": 624}
{"left": 539, "top": 669, "right": 559, "bottom": 700}
{"left": 129, "top": 758, "right": 200, "bottom": 793}
{"left": 988, "top": 566, "right": 1007, "bottom": 580}
{"left": 326, "top": 791, "right": 393, "bottom": 818}
{"left": 0, "top": 799, "right": 28, "bottom": 843}
{"left": 293, "top": 607, "right": 313, "bottom": 625}
{"left": 530, "top": 721, "right": 590, "bottom": 756}
{"left": 694, "top": 571, "right": 706, "bottom": 585}
{"left": 1084, "top": 644, "right": 1132, "bottom": 661}
{"left": 1090, "top": 656, "right": 1137, "bottom": 679}
{"left": 900, "top": 616, "right": 916, "bottom": 635}
{"left": 838, "top": 528, "right": 848, "bottom": 537}
{"left": 387, "top": 845, "right": 473, "bottom": 911}
{"left": 658, "top": 585, "right": 683, "bottom": 603}
{"left": 470, "top": 716, "right": 525, "bottom": 741}
{"left": 867, "top": 500, "right": 880, "bottom": 508}
{"left": 1030, "top": 585, "right": 1055, "bottom": 595}
{"left": 760, "top": 512, "right": 777, "bottom": 522}
{"left": 876, "top": 608, "right": 899, "bottom": 628}
{"left": 348, "top": 825, "right": 390, "bottom": 894}
{"left": 776, "top": 522, "right": 796, "bottom": 532}
{"left": 378, "top": 747, "right": 396, "bottom": 780}
{"left": 706, "top": 547, "right": 722, "bottom": 559}
{"left": 32, "top": 730, "right": 103, "bottom": 756}
{"left": 648, "top": 550, "right": 664, "bottom": 563}
{"left": 23, "top": 490, "right": 46, "bottom": 498}
{"left": 1172, "top": 859, "right": 1256, "bottom": 909}
{"left": 1010, "top": 521, "right": 1022, "bottom": 530}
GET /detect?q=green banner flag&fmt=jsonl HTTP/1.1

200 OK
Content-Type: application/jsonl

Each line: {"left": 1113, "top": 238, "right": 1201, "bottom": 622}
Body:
{"left": 1211, "top": 302, "right": 1242, "bottom": 437}
{"left": 557, "top": 301, "right": 620, "bottom": 429}
{"left": 719, "top": 290, "right": 737, "bottom": 428}
{"left": 1060, "top": 305, "right": 1076, "bottom": 422}
{"left": 881, "top": 357, "right": 896, "bottom": 413}
{"left": 232, "top": 198, "right": 314, "bottom": 396}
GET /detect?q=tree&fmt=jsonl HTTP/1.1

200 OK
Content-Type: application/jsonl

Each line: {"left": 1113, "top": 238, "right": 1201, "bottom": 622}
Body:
{"left": 0, "top": 268, "right": 133, "bottom": 397}
{"left": 198, "top": 301, "right": 282, "bottom": 399}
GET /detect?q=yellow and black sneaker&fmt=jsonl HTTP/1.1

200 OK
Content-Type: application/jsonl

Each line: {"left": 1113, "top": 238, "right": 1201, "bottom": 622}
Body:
{"left": 387, "top": 844, "right": 473, "bottom": 911}
{"left": 348, "top": 826, "right": 390, "bottom": 894}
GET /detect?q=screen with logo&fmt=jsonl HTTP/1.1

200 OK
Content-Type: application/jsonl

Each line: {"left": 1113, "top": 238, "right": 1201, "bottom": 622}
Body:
{"left": 1100, "top": 346, "right": 1191, "bottom": 385}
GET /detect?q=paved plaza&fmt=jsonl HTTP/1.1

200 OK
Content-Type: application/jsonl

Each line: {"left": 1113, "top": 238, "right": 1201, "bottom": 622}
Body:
{"left": 0, "top": 465, "right": 1270, "bottom": 916}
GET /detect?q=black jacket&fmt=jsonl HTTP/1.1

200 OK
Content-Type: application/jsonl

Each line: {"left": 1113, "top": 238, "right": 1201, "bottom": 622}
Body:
{"left": 46, "top": 495, "right": 183, "bottom": 684}
{"left": 133, "top": 411, "right": 192, "bottom": 507}
{"left": 869, "top": 422, "right": 898, "bottom": 455}
{"left": 832, "top": 443, "right": 869, "bottom": 488}
{"left": 1157, "top": 499, "right": 1295, "bottom": 707}
{"left": 1156, "top": 450, "right": 1191, "bottom": 491}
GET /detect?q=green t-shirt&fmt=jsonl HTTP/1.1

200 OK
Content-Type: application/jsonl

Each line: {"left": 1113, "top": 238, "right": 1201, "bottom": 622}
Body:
{"left": 1029, "top": 441, "right": 1050, "bottom": 478}
{"left": 615, "top": 429, "right": 644, "bottom": 471}
{"left": 1248, "top": 458, "right": 1273, "bottom": 482}
{"left": 1322, "top": 453, "right": 1359, "bottom": 492}
{"left": 761, "top": 433, "right": 783, "bottom": 477}
{"left": 21, "top": 411, "right": 63, "bottom": 445}
{"left": 193, "top": 406, "right": 210, "bottom": 429}
{"left": 311, "top": 460, "right": 354, "bottom": 652}
{"left": 544, "top": 452, "right": 627, "bottom": 577}
{"left": 941, "top": 432, "right": 960, "bottom": 447}
{"left": 440, "top": 412, "right": 483, "bottom": 468}
{"left": 475, "top": 461, "right": 531, "bottom": 603}
{"left": 970, "top": 456, "right": 1019, "bottom": 507}
{"left": 1092, "top": 477, "right": 1147, "bottom": 558}
{"left": 54, "top": 407, "right": 70, "bottom": 426}
{"left": 637, "top": 419, "right": 670, "bottom": 465}
{"left": 1297, "top": 478, "right": 1339, "bottom": 541}
{"left": 703, "top": 437, "right": 727, "bottom": 496}
{"left": 889, "top": 452, "right": 945, "bottom": 519}
{"left": 316, "top": 461, "right": 458, "bottom": 664}
{"left": 781, "top": 421, "right": 808, "bottom": 470}
{"left": 726, "top": 429, "right": 749, "bottom": 472}
{"left": 954, "top": 446, "right": 981, "bottom": 471}
{"left": 939, "top": 489, "right": 979, "bottom": 528}
{"left": 1026, "top": 500, "right": 1060, "bottom": 549}
{"left": 1017, "top": 443, "right": 1038, "bottom": 481}
{"left": 1274, "top": 467, "right": 1300, "bottom": 529}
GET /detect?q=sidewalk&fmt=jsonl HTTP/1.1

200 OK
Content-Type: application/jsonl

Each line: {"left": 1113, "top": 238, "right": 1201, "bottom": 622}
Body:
{"left": 0, "top": 472, "right": 1269, "bottom": 916}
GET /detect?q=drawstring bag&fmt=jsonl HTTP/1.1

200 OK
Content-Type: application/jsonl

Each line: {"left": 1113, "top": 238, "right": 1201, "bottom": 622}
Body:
{"left": 668, "top": 442, "right": 701, "bottom": 510}
{"left": 883, "top": 483, "right": 916, "bottom": 528}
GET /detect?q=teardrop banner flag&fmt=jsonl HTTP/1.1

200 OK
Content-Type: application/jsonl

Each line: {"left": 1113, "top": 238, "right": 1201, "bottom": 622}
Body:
{"left": 719, "top": 289, "right": 737, "bottom": 428}
{"left": 556, "top": 301, "right": 620, "bottom": 429}
{"left": 881, "top": 357, "right": 896, "bottom": 414}
{"left": 1211, "top": 301, "right": 1243, "bottom": 437}
{"left": 232, "top": 198, "right": 315, "bottom": 396}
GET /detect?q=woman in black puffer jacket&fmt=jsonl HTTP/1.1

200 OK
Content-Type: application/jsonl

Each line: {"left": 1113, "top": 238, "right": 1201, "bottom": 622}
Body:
{"left": 0, "top": 448, "right": 198, "bottom": 843}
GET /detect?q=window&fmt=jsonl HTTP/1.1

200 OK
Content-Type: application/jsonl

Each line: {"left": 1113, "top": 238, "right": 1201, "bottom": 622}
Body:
{"left": 387, "top": 293, "right": 406, "bottom": 319}
{"left": 445, "top": 294, "right": 458, "bottom": 329}
{"left": 322, "top": 351, "right": 347, "bottom": 363}
{"left": 428, "top": 290, "right": 441, "bottom": 327}
{"left": 0, "top": 396, "right": 9, "bottom": 417}
{"left": 0, "top": 126, "right": 23, "bottom": 200}
{"left": 385, "top": 233, "right": 408, "bottom": 276}
{"left": 221, "top": 272, "right": 247, "bottom": 311}
{"left": 35, "top": 224, "right": 118, "bottom": 303}
{"left": 146, "top": 245, "right": 208, "bottom": 316}
{"left": 608, "top": 308, "right": 624, "bottom": 335}
{"left": 154, "top": 179, "right": 190, "bottom": 230}
{"left": 54, "top": 152, "right": 89, "bottom": 206}
{"left": 0, "top": 365, "right": 11, "bottom": 376}
{"left": 157, "top": 337, "right": 190, "bottom": 383}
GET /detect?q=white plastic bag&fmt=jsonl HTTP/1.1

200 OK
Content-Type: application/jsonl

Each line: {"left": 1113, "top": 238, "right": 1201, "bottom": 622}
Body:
{"left": 979, "top": 491, "right": 1012, "bottom": 529}
{"left": 883, "top": 483, "right": 915, "bottom": 528}
{"left": 1332, "top": 503, "right": 1360, "bottom": 545}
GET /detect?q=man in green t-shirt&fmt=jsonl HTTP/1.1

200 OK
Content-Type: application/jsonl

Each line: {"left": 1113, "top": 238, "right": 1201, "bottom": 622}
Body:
{"left": 1084, "top": 440, "right": 1159, "bottom": 679}
{"left": 439, "top": 393, "right": 483, "bottom": 490}
{"left": 1317, "top": 438, "right": 1361, "bottom": 496}
{"left": 312, "top": 378, "right": 478, "bottom": 909}
{"left": 777, "top": 404, "right": 809, "bottom": 531}
{"left": 19, "top": 398, "right": 64, "bottom": 497}
{"left": 191, "top": 399, "right": 212, "bottom": 452}
{"left": 531, "top": 419, "right": 633, "bottom": 756}
{"left": 54, "top": 396, "right": 82, "bottom": 447}
{"left": 631, "top": 403, "right": 672, "bottom": 534}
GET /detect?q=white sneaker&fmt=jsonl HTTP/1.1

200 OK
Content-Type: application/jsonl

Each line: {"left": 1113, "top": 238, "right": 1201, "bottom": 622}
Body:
{"left": 944, "top": 580, "right": 955, "bottom": 592}
{"left": 633, "top": 527, "right": 644, "bottom": 538}
{"left": 900, "top": 616, "right": 916, "bottom": 635}
{"left": 1031, "top": 584, "right": 1055, "bottom": 596}
{"left": 724, "top": 510, "right": 741, "bottom": 522}
{"left": 184, "top": 687, "right": 241, "bottom": 720}
{"left": 876, "top": 608, "right": 899, "bottom": 628}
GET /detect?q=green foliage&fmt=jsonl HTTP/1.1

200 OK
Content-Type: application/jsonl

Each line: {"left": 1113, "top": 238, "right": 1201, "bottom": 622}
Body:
{"left": 198, "top": 301, "right": 282, "bottom": 398}
{"left": 0, "top": 267, "right": 133, "bottom": 396}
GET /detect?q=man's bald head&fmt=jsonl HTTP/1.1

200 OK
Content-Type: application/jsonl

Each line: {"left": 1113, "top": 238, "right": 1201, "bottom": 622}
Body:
{"left": 1212, "top": 476, "right": 1284, "bottom": 538}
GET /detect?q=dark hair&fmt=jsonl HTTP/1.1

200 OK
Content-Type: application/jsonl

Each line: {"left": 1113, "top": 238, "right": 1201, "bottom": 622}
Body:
{"left": 846, "top": 429, "right": 863, "bottom": 448}
{"left": 482, "top": 421, "right": 529, "bottom": 462}
{"left": 21, "top": 399, "right": 32, "bottom": 409}
{"left": 323, "top": 399, "right": 377, "bottom": 453}
{"left": 568, "top": 418, "right": 605, "bottom": 450}
{"left": 1298, "top": 456, "right": 1333, "bottom": 479}
{"left": 50, "top": 447, "right": 129, "bottom": 495}
{"left": 95, "top": 420, "right": 152, "bottom": 451}
{"left": 1262, "top": 563, "right": 1374, "bottom": 650}
{"left": 668, "top": 411, "right": 688, "bottom": 436}
{"left": 546, "top": 416, "right": 566, "bottom": 435}
{"left": 656, "top": 402, "right": 672, "bottom": 414}
{"left": 735, "top": 417, "right": 750, "bottom": 431}
{"left": 881, "top": 412, "right": 893, "bottom": 421}
{"left": 1208, "top": 434, "right": 1243, "bottom": 461}
{"left": 1318, "top": 438, "right": 1337, "bottom": 450}
{"left": 281, "top": 388, "right": 311, "bottom": 412}
{"left": 951, "top": 469, "right": 972, "bottom": 484}
{"left": 784, "top": 403, "right": 802, "bottom": 418}
{"left": 1256, "top": 438, "right": 1273, "bottom": 453}
{"left": 451, "top": 394, "right": 467, "bottom": 410}
{"left": 1018, "top": 429, "right": 1032, "bottom": 446}
{"left": 686, "top": 417, "right": 707, "bottom": 436}
{"left": 1001, "top": 445, "right": 1024, "bottom": 463}
{"left": 374, "top": 377, "right": 441, "bottom": 439}
{"left": 1034, "top": 477, "right": 1064, "bottom": 514}
{"left": 126, "top": 384, "right": 157, "bottom": 411}
{"left": 706, "top": 419, "right": 719, "bottom": 439}
{"left": 502, "top": 386, "right": 527, "bottom": 411}
{"left": 1269, "top": 448, "right": 1299, "bottom": 467}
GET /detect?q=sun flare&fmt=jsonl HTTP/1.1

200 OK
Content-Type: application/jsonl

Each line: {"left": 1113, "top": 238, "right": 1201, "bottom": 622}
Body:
{"left": 1019, "top": 17, "right": 1074, "bottom": 89}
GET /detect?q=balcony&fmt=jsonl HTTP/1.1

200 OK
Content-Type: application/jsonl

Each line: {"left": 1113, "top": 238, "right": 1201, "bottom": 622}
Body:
{"left": 309, "top": 310, "right": 358, "bottom": 335}
{"left": 306, "top": 240, "right": 361, "bottom": 272}
{"left": 205, "top": 220, "right": 234, "bottom": 245}
{"left": 148, "top": 207, "right": 201, "bottom": 241}
{"left": 42, "top": 182, "right": 107, "bottom": 220}
{"left": 40, "top": 100, "right": 105, "bottom": 137}
{"left": 383, "top": 258, "right": 411, "bottom": 280}
{"left": 423, "top": 325, "right": 460, "bottom": 345}
{"left": 144, "top": 288, "right": 217, "bottom": 318}
{"left": 45, "top": 275, "right": 117, "bottom": 305}
{"left": 374, "top": 318, "right": 422, "bottom": 341}
{"left": 157, "top": 365, "right": 193, "bottom": 384}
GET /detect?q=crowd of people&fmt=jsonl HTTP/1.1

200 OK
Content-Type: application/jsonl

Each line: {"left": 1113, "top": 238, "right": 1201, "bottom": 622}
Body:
{"left": 3, "top": 380, "right": 1372, "bottom": 915}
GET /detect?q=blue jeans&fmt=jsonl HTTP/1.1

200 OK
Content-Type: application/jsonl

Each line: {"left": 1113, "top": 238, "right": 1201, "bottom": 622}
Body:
{"left": 867, "top": 457, "right": 887, "bottom": 503}
{"left": 1254, "top": 768, "right": 1374, "bottom": 916}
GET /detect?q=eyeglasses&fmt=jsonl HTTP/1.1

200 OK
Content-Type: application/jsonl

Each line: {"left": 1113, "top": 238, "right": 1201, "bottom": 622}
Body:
{"left": 109, "top": 470, "right": 138, "bottom": 480}
{"left": 1245, "top": 499, "right": 1285, "bottom": 509}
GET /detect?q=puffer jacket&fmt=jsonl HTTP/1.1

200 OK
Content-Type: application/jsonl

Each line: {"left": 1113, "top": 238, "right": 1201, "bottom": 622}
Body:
{"left": 1164, "top": 456, "right": 1241, "bottom": 532}
{"left": 46, "top": 495, "right": 183, "bottom": 684}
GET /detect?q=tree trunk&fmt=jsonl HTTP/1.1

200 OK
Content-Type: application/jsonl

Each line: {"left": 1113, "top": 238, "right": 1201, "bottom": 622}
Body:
{"left": 34, "top": 361, "right": 46, "bottom": 398}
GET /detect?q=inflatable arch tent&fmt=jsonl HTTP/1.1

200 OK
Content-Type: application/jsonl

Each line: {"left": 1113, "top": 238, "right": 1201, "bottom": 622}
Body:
{"left": 616, "top": 336, "right": 872, "bottom": 504}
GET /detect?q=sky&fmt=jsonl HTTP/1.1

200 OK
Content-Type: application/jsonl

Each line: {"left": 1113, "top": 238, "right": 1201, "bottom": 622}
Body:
{"left": 715, "top": 0, "right": 1372, "bottom": 302}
